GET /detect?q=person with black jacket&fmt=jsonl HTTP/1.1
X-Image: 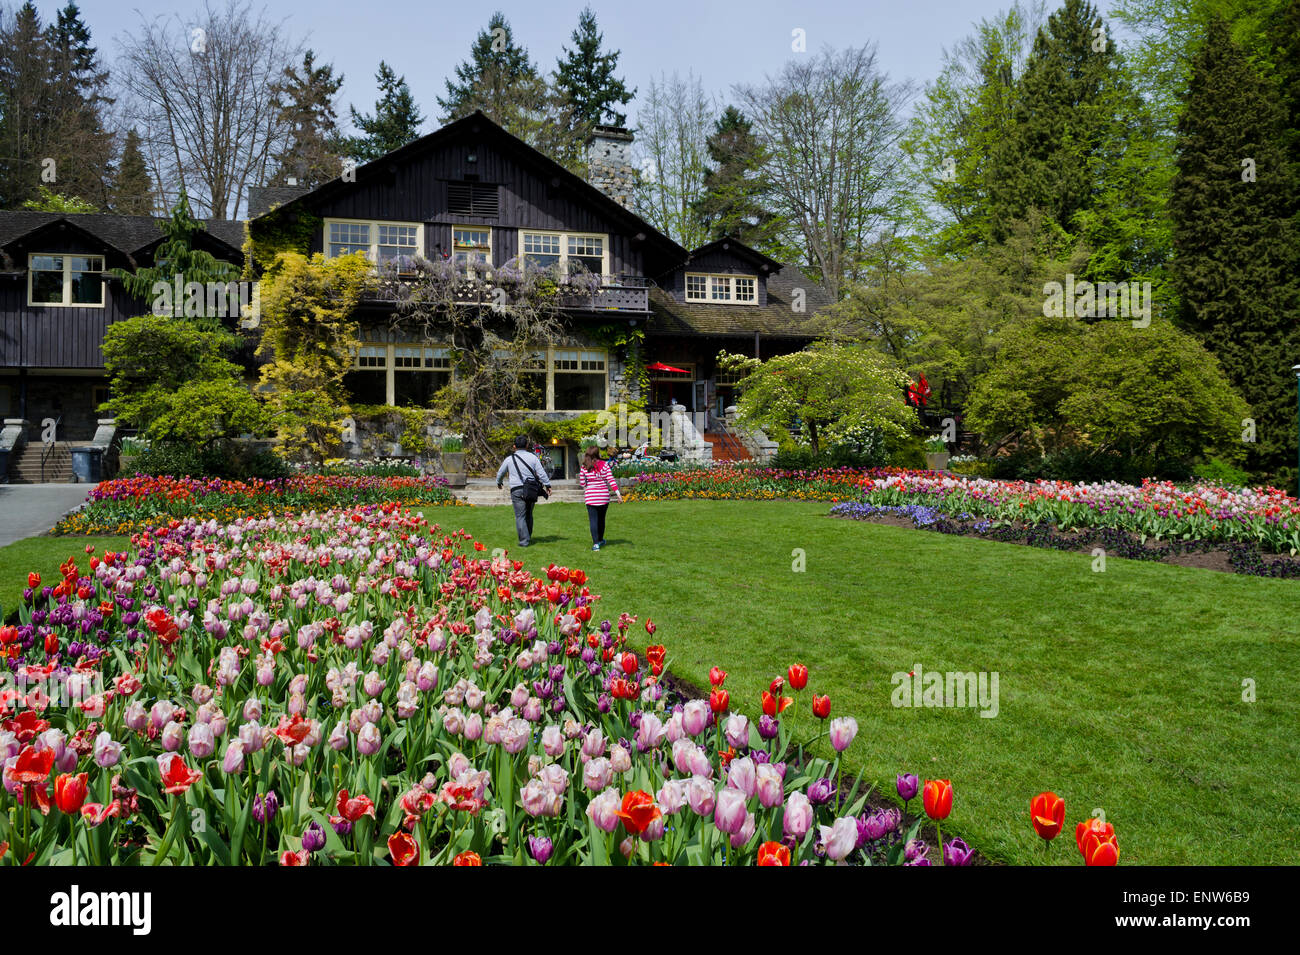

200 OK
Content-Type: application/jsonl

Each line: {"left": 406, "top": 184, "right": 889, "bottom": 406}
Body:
{"left": 496, "top": 435, "right": 551, "bottom": 546}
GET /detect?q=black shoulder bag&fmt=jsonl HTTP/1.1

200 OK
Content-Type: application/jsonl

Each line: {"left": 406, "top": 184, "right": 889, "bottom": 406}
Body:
{"left": 511, "top": 452, "right": 549, "bottom": 502}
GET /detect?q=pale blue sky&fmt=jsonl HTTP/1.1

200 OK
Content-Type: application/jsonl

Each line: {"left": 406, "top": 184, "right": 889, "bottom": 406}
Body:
{"left": 72, "top": 0, "right": 1125, "bottom": 133}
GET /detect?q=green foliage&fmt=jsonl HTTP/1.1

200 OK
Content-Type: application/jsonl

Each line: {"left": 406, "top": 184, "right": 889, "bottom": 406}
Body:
{"left": 986, "top": 447, "right": 1195, "bottom": 482}
{"left": 109, "top": 190, "right": 240, "bottom": 309}
{"left": 341, "top": 61, "right": 425, "bottom": 161}
{"left": 965, "top": 316, "right": 1250, "bottom": 461}
{"left": 111, "top": 127, "right": 153, "bottom": 214}
{"left": 349, "top": 404, "right": 434, "bottom": 455}
{"left": 100, "top": 314, "right": 245, "bottom": 434}
{"left": 693, "top": 106, "right": 783, "bottom": 253}
{"left": 720, "top": 344, "right": 917, "bottom": 456}
{"left": 257, "top": 251, "right": 372, "bottom": 462}
{"left": 126, "top": 442, "right": 289, "bottom": 480}
{"left": 441, "top": 434, "right": 464, "bottom": 453}
{"left": 243, "top": 207, "right": 322, "bottom": 279}
{"left": 554, "top": 7, "right": 634, "bottom": 128}
{"left": 1170, "top": 17, "right": 1300, "bottom": 475}
{"left": 269, "top": 50, "right": 344, "bottom": 188}
{"left": 883, "top": 431, "right": 928, "bottom": 469}
{"left": 147, "top": 378, "right": 269, "bottom": 446}
{"left": 489, "top": 412, "right": 605, "bottom": 448}
{"left": 1192, "top": 456, "right": 1252, "bottom": 487}
{"left": 20, "top": 184, "right": 97, "bottom": 212}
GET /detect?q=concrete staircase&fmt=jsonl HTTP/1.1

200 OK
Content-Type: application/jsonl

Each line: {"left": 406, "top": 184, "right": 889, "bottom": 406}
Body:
{"left": 453, "top": 478, "right": 588, "bottom": 506}
{"left": 6, "top": 444, "right": 73, "bottom": 484}
{"left": 703, "top": 431, "right": 751, "bottom": 463}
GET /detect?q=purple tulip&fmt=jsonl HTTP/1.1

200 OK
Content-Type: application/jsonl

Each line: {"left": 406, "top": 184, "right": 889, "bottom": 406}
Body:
{"left": 943, "top": 837, "right": 975, "bottom": 866}
{"left": 897, "top": 773, "right": 919, "bottom": 802}
{"left": 302, "top": 822, "right": 326, "bottom": 854}
{"left": 528, "top": 835, "right": 553, "bottom": 864}
{"left": 904, "top": 838, "right": 928, "bottom": 862}
{"left": 807, "top": 777, "right": 836, "bottom": 806}
{"left": 252, "top": 790, "right": 279, "bottom": 825}
{"left": 757, "top": 715, "right": 780, "bottom": 740}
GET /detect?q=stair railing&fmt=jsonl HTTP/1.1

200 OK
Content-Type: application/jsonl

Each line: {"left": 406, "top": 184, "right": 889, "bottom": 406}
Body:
{"left": 40, "top": 416, "right": 62, "bottom": 483}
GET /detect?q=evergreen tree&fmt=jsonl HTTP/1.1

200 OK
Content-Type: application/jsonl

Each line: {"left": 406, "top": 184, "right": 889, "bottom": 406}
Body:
{"left": 693, "top": 106, "right": 781, "bottom": 252}
{"left": 0, "top": 2, "right": 53, "bottom": 209}
{"left": 343, "top": 62, "right": 425, "bottom": 162}
{"left": 554, "top": 8, "right": 634, "bottom": 128}
{"left": 1170, "top": 18, "right": 1298, "bottom": 476}
{"left": 111, "top": 127, "right": 154, "bottom": 215}
{"left": 438, "top": 12, "right": 537, "bottom": 121}
{"left": 270, "top": 50, "right": 344, "bottom": 187}
{"left": 45, "top": 1, "right": 114, "bottom": 207}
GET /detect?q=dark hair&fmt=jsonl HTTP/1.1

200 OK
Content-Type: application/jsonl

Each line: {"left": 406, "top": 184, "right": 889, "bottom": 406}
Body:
{"left": 582, "top": 445, "right": 602, "bottom": 469}
{"left": 514, "top": 434, "right": 530, "bottom": 450}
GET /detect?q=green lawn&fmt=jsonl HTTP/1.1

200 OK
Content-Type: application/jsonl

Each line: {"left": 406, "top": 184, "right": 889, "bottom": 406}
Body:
{"left": 2, "top": 499, "right": 1296, "bottom": 865}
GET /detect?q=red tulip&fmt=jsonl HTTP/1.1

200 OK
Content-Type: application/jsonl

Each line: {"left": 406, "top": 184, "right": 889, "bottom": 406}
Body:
{"left": 159, "top": 755, "right": 202, "bottom": 795}
{"left": 761, "top": 691, "right": 793, "bottom": 717}
{"left": 1030, "top": 791, "right": 1065, "bottom": 841}
{"left": 1076, "top": 818, "right": 1119, "bottom": 865}
{"left": 787, "top": 663, "right": 809, "bottom": 691}
{"left": 54, "top": 773, "right": 89, "bottom": 814}
{"left": 453, "top": 850, "right": 482, "bottom": 866}
{"left": 614, "top": 790, "right": 662, "bottom": 837}
{"left": 27, "top": 572, "right": 40, "bottom": 589}
{"left": 756, "top": 841, "right": 791, "bottom": 866}
{"left": 44, "top": 633, "right": 59, "bottom": 655}
{"left": 709, "top": 689, "right": 729, "bottom": 713}
{"left": 769, "top": 676, "right": 785, "bottom": 696}
{"left": 811, "top": 694, "right": 831, "bottom": 719}
{"left": 620, "top": 652, "right": 639, "bottom": 675}
{"left": 388, "top": 832, "right": 420, "bottom": 866}
{"left": 646, "top": 645, "right": 666, "bottom": 676}
{"left": 709, "top": 667, "right": 727, "bottom": 687}
{"left": 336, "top": 789, "right": 377, "bottom": 822}
{"left": 5, "top": 745, "right": 55, "bottom": 786}
{"left": 280, "top": 849, "right": 310, "bottom": 866}
{"left": 0, "top": 625, "right": 17, "bottom": 646}
{"left": 923, "top": 779, "right": 953, "bottom": 821}
{"left": 644, "top": 619, "right": 656, "bottom": 635}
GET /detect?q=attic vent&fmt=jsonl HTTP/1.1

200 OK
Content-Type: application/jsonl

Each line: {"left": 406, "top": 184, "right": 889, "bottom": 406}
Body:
{"left": 447, "top": 181, "right": 499, "bottom": 217}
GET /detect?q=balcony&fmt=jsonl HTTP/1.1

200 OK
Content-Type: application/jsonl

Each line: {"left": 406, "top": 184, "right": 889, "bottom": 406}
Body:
{"left": 362, "top": 273, "right": 651, "bottom": 313}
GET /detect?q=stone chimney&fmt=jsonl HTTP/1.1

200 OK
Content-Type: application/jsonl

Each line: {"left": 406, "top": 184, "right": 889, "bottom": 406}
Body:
{"left": 586, "top": 125, "right": 637, "bottom": 209}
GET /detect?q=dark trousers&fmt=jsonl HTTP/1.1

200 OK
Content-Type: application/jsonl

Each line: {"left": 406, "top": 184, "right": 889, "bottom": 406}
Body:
{"left": 587, "top": 503, "right": 608, "bottom": 544}
{"left": 511, "top": 488, "right": 536, "bottom": 544}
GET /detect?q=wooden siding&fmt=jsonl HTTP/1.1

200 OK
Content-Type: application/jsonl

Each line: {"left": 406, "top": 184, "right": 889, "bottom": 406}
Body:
{"left": 665, "top": 248, "right": 771, "bottom": 306}
{"left": 0, "top": 278, "right": 149, "bottom": 369}
{"left": 306, "top": 138, "right": 649, "bottom": 278}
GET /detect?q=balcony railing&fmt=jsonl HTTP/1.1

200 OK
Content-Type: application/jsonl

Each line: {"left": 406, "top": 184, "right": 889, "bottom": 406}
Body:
{"left": 362, "top": 273, "right": 651, "bottom": 313}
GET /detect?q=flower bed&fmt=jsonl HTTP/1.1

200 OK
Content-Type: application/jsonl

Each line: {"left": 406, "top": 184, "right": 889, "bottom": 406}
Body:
{"left": 52, "top": 475, "right": 462, "bottom": 537}
{"left": 857, "top": 473, "right": 1300, "bottom": 553}
{"left": 622, "top": 466, "right": 911, "bottom": 502}
{"left": 1, "top": 506, "right": 1111, "bottom": 865}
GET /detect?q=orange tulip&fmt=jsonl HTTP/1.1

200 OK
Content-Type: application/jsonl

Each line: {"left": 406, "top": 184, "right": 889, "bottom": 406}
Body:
{"left": 923, "top": 779, "right": 953, "bottom": 821}
{"left": 53, "top": 772, "right": 89, "bottom": 814}
{"left": 761, "top": 691, "right": 793, "bottom": 717}
{"left": 756, "top": 841, "right": 791, "bottom": 866}
{"left": 1030, "top": 791, "right": 1065, "bottom": 841}
{"left": 453, "top": 850, "right": 482, "bottom": 866}
{"left": 388, "top": 832, "right": 420, "bottom": 866}
{"left": 1076, "top": 818, "right": 1118, "bottom": 865}
{"left": 613, "top": 790, "right": 662, "bottom": 837}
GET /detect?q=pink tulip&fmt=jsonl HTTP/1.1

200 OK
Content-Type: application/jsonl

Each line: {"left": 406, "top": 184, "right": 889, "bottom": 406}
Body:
{"left": 188, "top": 722, "right": 215, "bottom": 759}
{"left": 502, "top": 718, "right": 530, "bottom": 754}
{"left": 161, "top": 721, "right": 184, "bottom": 752}
{"left": 686, "top": 776, "right": 716, "bottom": 817}
{"left": 671, "top": 738, "right": 697, "bottom": 776}
{"left": 357, "top": 722, "right": 381, "bottom": 756}
{"left": 664, "top": 712, "right": 685, "bottom": 743}
{"left": 783, "top": 791, "right": 813, "bottom": 839}
{"left": 582, "top": 727, "right": 606, "bottom": 759}
{"left": 829, "top": 716, "right": 858, "bottom": 753}
{"left": 726, "top": 756, "right": 757, "bottom": 799}
{"left": 222, "top": 739, "right": 245, "bottom": 773}
{"left": 682, "top": 699, "right": 710, "bottom": 736}
{"left": 442, "top": 708, "right": 465, "bottom": 736}
{"left": 723, "top": 714, "right": 750, "bottom": 749}
{"left": 537, "top": 763, "right": 568, "bottom": 797}
{"left": 93, "top": 731, "right": 121, "bottom": 768}
{"left": 730, "top": 811, "right": 756, "bottom": 849}
{"left": 417, "top": 662, "right": 439, "bottom": 692}
{"left": 463, "top": 713, "right": 483, "bottom": 741}
{"left": 608, "top": 743, "right": 632, "bottom": 774}
{"left": 541, "top": 725, "right": 565, "bottom": 757}
{"left": 714, "top": 787, "right": 747, "bottom": 835}
{"left": 586, "top": 787, "right": 621, "bottom": 832}
{"left": 755, "top": 763, "right": 784, "bottom": 809}
{"left": 583, "top": 757, "right": 613, "bottom": 791}
{"left": 820, "top": 816, "right": 859, "bottom": 861}
{"left": 123, "top": 700, "right": 148, "bottom": 733}
{"left": 510, "top": 683, "right": 530, "bottom": 709}
{"left": 521, "top": 778, "right": 563, "bottom": 817}
{"left": 657, "top": 778, "right": 688, "bottom": 815}
{"left": 239, "top": 720, "right": 264, "bottom": 753}
{"left": 635, "top": 713, "right": 666, "bottom": 750}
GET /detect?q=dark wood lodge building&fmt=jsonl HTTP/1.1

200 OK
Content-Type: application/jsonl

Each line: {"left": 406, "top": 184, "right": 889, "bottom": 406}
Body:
{"left": 0, "top": 111, "right": 831, "bottom": 476}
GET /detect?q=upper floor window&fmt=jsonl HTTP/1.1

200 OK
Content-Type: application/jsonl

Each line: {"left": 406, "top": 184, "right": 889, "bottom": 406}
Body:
{"left": 520, "top": 231, "right": 607, "bottom": 278}
{"left": 325, "top": 219, "right": 423, "bottom": 266}
{"left": 453, "top": 227, "right": 491, "bottom": 274}
{"left": 447, "top": 181, "right": 499, "bottom": 217}
{"left": 28, "top": 254, "right": 104, "bottom": 307}
{"left": 685, "top": 272, "right": 757, "bottom": 304}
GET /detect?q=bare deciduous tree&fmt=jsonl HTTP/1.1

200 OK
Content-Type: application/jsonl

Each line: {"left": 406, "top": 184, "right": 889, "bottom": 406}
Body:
{"left": 116, "top": 0, "right": 301, "bottom": 218}
{"left": 734, "top": 45, "right": 914, "bottom": 301}
{"left": 633, "top": 72, "right": 715, "bottom": 250}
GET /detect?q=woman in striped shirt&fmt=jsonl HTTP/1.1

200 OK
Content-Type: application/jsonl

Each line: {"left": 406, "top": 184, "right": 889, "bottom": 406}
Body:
{"left": 578, "top": 445, "right": 621, "bottom": 550}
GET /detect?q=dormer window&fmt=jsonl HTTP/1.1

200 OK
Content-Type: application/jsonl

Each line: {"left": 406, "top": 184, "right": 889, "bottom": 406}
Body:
{"left": 686, "top": 272, "right": 757, "bottom": 304}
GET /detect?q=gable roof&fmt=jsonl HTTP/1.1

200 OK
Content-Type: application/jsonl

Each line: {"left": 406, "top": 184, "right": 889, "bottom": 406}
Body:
{"left": 0, "top": 211, "right": 245, "bottom": 259}
{"left": 682, "top": 237, "right": 784, "bottom": 275}
{"left": 247, "top": 110, "right": 688, "bottom": 273}
{"left": 647, "top": 264, "right": 833, "bottom": 339}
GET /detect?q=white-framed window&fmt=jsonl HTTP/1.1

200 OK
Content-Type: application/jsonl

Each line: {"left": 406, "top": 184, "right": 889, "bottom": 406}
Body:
{"left": 324, "top": 219, "right": 424, "bottom": 266}
{"left": 28, "top": 254, "right": 105, "bottom": 307}
{"left": 685, "top": 272, "right": 758, "bottom": 304}
{"left": 452, "top": 226, "right": 491, "bottom": 274}
{"left": 519, "top": 231, "right": 608, "bottom": 278}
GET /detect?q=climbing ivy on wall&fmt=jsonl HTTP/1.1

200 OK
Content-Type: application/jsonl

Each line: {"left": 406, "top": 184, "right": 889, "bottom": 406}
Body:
{"left": 242, "top": 207, "right": 322, "bottom": 279}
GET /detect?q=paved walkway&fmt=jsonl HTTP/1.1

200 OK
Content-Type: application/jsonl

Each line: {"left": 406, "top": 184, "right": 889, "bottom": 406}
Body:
{"left": 0, "top": 483, "right": 95, "bottom": 547}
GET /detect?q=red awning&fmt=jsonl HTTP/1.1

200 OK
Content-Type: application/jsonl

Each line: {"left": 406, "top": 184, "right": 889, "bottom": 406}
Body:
{"left": 646, "top": 361, "right": 691, "bottom": 374}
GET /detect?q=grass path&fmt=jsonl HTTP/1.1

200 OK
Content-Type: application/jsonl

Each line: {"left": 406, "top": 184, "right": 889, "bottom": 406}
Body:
{"left": 2, "top": 499, "right": 1295, "bottom": 864}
